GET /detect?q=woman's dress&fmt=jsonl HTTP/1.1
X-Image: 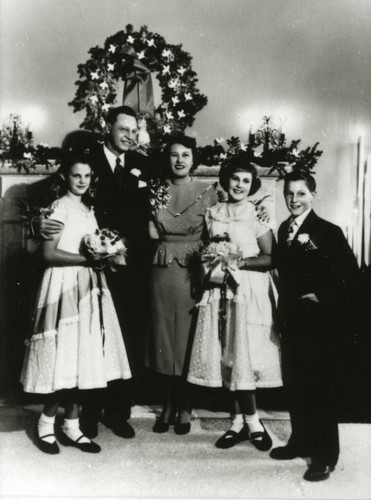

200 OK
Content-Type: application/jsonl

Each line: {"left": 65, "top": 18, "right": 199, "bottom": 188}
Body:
{"left": 187, "top": 201, "right": 282, "bottom": 391}
{"left": 20, "top": 196, "right": 132, "bottom": 394}
{"left": 145, "top": 179, "right": 217, "bottom": 376}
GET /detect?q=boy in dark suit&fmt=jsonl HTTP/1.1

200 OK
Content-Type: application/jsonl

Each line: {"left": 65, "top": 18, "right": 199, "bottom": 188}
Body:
{"left": 270, "top": 171, "right": 359, "bottom": 481}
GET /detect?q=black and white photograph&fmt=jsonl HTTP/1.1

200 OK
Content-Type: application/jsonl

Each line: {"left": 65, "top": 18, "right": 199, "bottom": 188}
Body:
{"left": 0, "top": 1, "right": 370, "bottom": 499}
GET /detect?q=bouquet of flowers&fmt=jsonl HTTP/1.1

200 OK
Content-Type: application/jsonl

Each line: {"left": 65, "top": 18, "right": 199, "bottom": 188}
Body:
{"left": 83, "top": 228, "right": 127, "bottom": 270}
{"left": 201, "top": 233, "right": 242, "bottom": 286}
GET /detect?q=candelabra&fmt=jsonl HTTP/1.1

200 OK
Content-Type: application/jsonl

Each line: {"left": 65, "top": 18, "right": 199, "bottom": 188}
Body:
{"left": 249, "top": 116, "right": 285, "bottom": 152}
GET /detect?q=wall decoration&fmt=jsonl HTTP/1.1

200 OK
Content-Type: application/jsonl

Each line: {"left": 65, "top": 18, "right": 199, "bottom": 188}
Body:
{"left": 69, "top": 24, "right": 208, "bottom": 142}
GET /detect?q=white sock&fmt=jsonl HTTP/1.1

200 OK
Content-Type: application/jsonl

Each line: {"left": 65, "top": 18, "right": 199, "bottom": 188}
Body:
{"left": 38, "top": 412, "right": 56, "bottom": 444}
{"left": 230, "top": 413, "right": 244, "bottom": 433}
{"left": 244, "top": 413, "right": 264, "bottom": 436}
{"left": 62, "top": 418, "right": 90, "bottom": 443}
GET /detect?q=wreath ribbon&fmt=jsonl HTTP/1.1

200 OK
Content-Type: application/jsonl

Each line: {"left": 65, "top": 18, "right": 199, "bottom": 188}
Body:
{"left": 119, "top": 46, "right": 155, "bottom": 115}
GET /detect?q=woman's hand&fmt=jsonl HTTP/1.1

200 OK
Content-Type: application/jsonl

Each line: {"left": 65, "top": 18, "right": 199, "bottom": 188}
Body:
{"left": 33, "top": 214, "right": 64, "bottom": 240}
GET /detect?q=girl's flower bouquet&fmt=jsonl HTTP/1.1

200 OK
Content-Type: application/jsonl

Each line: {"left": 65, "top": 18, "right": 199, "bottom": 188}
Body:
{"left": 201, "top": 233, "right": 242, "bottom": 286}
{"left": 82, "top": 228, "right": 127, "bottom": 271}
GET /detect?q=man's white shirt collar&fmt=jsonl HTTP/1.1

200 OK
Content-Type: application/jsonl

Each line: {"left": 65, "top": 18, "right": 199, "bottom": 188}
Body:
{"left": 103, "top": 145, "right": 125, "bottom": 173}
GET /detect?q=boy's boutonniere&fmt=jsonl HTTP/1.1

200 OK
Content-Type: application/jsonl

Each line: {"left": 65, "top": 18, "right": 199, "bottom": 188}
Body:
{"left": 297, "top": 233, "right": 318, "bottom": 250}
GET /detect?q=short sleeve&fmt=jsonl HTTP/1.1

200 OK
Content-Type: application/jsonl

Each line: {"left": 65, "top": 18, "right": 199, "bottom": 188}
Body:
{"left": 252, "top": 211, "right": 272, "bottom": 239}
{"left": 47, "top": 200, "right": 67, "bottom": 225}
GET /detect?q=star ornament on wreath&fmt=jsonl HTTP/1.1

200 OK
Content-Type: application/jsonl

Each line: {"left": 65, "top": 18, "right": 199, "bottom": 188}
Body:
{"left": 69, "top": 24, "right": 207, "bottom": 142}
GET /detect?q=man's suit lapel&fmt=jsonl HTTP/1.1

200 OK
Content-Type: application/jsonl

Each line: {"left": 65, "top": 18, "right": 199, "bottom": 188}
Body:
{"left": 94, "top": 145, "right": 115, "bottom": 184}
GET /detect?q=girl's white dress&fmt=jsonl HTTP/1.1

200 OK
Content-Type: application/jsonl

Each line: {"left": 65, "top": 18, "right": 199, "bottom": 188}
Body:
{"left": 21, "top": 196, "right": 132, "bottom": 394}
{"left": 187, "top": 201, "right": 282, "bottom": 391}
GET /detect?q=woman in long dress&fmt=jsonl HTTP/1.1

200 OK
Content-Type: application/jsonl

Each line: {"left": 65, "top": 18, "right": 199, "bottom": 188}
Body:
{"left": 145, "top": 135, "right": 217, "bottom": 434}
{"left": 187, "top": 156, "right": 282, "bottom": 450}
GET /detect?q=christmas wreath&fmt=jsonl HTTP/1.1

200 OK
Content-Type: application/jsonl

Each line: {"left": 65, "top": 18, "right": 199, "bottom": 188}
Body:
{"left": 69, "top": 24, "right": 207, "bottom": 140}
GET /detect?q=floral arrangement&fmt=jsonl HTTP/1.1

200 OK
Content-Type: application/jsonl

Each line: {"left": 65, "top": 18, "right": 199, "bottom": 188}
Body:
{"left": 148, "top": 178, "right": 171, "bottom": 214}
{"left": 201, "top": 234, "right": 242, "bottom": 286}
{"left": 83, "top": 228, "right": 127, "bottom": 268}
{"left": 297, "top": 233, "right": 318, "bottom": 250}
{"left": 198, "top": 117, "right": 323, "bottom": 178}
{"left": 69, "top": 24, "right": 207, "bottom": 140}
{"left": 0, "top": 114, "right": 60, "bottom": 173}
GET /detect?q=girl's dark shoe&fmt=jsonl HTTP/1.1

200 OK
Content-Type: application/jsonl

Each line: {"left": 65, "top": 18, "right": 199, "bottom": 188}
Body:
{"left": 215, "top": 425, "right": 250, "bottom": 449}
{"left": 250, "top": 421, "right": 272, "bottom": 451}
{"left": 37, "top": 434, "right": 60, "bottom": 455}
{"left": 174, "top": 422, "right": 191, "bottom": 435}
{"left": 153, "top": 420, "right": 170, "bottom": 433}
{"left": 60, "top": 433, "right": 101, "bottom": 453}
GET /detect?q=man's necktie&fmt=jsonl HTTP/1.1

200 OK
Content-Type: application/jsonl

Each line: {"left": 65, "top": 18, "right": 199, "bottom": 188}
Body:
{"left": 286, "top": 219, "right": 297, "bottom": 246}
{"left": 114, "top": 157, "right": 124, "bottom": 188}
{"left": 114, "top": 157, "right": 123, "bottom": 175}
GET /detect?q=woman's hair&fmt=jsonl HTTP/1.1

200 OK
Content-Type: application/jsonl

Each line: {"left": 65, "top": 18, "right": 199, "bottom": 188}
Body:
{"left": 283, "top": 171, "right": 316, "bottom": 193}
{"left": 219, "top": 154, "right": 261, "bottom": 195}
{"left": 51, "top": 151, "right": 97, "bottom": 205}
{"left": 162, "top": 134, "right": 200, "bottom": 172}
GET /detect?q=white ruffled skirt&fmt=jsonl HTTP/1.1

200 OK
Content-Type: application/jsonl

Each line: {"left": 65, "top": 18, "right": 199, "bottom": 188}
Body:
{"left": 187, "top": 270, "right": 282, "bottom": 391}
{"left": 21, "top": 266, "right": 132, "bottom": 394}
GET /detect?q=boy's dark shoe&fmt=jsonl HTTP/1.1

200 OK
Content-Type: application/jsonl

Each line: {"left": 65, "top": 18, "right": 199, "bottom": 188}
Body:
{"left": 303, "top": 463, "right": 335, "bottom": 482}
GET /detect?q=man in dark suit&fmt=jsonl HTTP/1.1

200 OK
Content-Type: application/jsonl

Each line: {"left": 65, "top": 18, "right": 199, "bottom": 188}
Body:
{"left": 37, "top": 106, "right": 152, "bottom": 440}
{"left": 270, "top": 171, "right": 360, "bottom": 482}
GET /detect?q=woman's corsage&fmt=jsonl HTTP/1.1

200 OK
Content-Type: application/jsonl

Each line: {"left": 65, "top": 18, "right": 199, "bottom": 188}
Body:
{"left": 201, "top": 233, "right": 242, "bottom": 286}
{"left": 82, "top": 228, "right": 127, "bottom": 271}
{"left": 297, "top": 233, "right": 318, "bottom": 250}
{"left": 148, "top": 179, "right": 171, "bottom": 215}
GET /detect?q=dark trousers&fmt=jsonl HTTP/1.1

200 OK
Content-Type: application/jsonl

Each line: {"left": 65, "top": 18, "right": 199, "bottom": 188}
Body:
{"left": 287, "top": 385, "right": 339, "bottom": 467}
{"left": 282, "top": 299, "right": 340, "bottom": 467}
{"left": 81, "top": 264, "right": 150, "bottom": 422}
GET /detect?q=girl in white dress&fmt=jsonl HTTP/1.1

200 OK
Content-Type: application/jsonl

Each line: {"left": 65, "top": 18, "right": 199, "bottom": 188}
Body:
{"left": 188, "top": 157, "right": 282, "bottom": 451}
{"left": 21, "top": 153, "right": 131, "bottom": 454}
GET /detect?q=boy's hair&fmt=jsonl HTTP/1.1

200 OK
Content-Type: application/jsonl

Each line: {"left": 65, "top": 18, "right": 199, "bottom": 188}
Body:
{"left": 283, "top": 171, "right": 316, "bottom": 193}
{"left": 106, "top": 106, "right": 137, "bottom": 125}
{"left": 219, "top": 155, "right": 261, "bottom": 195}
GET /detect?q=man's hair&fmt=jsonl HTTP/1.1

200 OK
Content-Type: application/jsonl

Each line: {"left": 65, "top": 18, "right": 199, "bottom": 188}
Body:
{"left": 106, "top": 106, "right": 137, "bottom": 125}
{"left": 283, "top": 171, "right": 316, "bottom": 193}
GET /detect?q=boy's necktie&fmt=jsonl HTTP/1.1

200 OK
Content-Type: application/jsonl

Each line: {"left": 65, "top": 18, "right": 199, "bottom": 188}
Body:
{"left": 286, "top": 219, "right": 297, "bottom": 246}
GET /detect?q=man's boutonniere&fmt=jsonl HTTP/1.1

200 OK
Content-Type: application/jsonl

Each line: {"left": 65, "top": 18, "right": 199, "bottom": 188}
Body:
{"left": 149, "top": 179, "right": 171, "bottom": 215}
{"left": 297, "top": 233, "right": 318, "bottom": 250}
{"left": 130, "top": 168, "right": 147, "bottom": 188}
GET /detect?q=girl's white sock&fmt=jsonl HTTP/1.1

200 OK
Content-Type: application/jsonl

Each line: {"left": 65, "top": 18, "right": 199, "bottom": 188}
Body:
{"left": 230, "top": 413, "right": 245, "bottom": 433}
{"left": 244, "top": 413, "right": 264, "bottom": 436}
{"left": 62, "top": 418, "right": 90, "bottom": 443}
{"left": 38, "top": 412, "right": 56, "bottom": 444}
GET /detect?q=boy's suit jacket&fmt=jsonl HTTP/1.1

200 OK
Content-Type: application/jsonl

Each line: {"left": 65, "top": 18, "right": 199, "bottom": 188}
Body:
{"left": 273, "top": 210, "right": 360, "bottom": 387}
{"left": 275, "top": 210, "right": 359, "bottom": 319}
